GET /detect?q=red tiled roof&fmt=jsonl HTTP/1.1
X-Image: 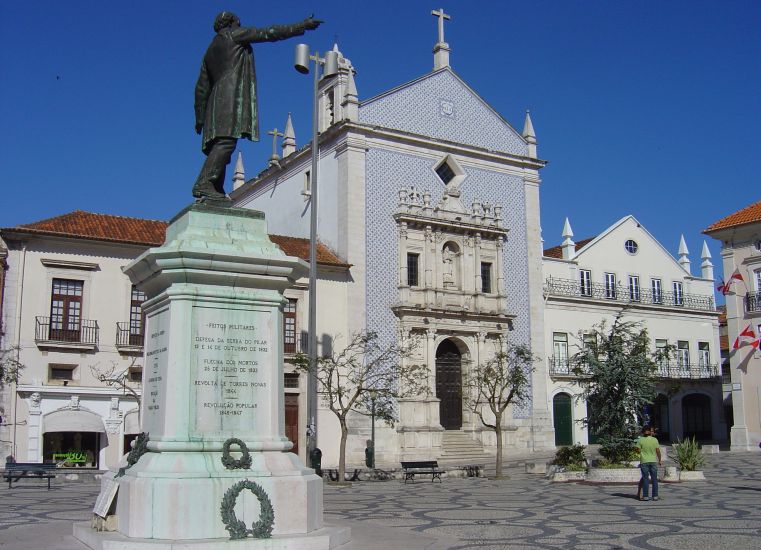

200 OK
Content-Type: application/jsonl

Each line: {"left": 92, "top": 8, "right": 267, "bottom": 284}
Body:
{"left": 2, "top": 211, "right": 348, "bottom": 267}
{"left": 543, "top": 237, "right": 596, "bottom": 259}
{"left": 704, "top": 200, "right": 761, "bottom": 233}
{"left": 269, "top": 234, "right": 350, "bottom": 267}
{"left": 719, "top": 334, "right": 729, "bottom": 352}
{"left": 11, "top": 210, "right": 167, "bottom": 246}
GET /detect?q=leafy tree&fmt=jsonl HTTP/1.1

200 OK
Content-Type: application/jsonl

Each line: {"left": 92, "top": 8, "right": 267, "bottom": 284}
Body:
{"left": 294, "top": 331, "right": 428, "bottom": 483}
{"left": 0, "top": 346, "right": 24, "bottom": 388}
{"left": 572, "top": 313, "right": 668, "bottom": 464}
{"left": 463, "top": 343, "right": 534, "bottom": 479}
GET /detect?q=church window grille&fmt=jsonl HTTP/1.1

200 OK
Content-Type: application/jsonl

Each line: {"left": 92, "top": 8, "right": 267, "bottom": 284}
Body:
{"left": 481, "top": 262, "right": 492, "bottom": 293}
{"left": 435, "top": 161, "right": 456, "bottom": 185}
{"left": 407, "top": 253, "right": 419, "bottom": 287}
{"left": 604, "top": 273, "right": 616, "bottom": 299}
{"left": 284, "top": 373, "right": 300, "bottom": 389}
{"left": 579, "top": 270, "right": 592, "bottom": 296}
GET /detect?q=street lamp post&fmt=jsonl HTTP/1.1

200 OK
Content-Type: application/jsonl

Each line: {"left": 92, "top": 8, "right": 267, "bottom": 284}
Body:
{"left": 294, "top": 44, "right": 337, "bottom": 460}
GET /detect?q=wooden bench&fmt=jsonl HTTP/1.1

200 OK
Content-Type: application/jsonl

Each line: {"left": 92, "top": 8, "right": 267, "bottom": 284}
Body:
{"left": 401, "top": 460, "right": 444, "bottom": 483}
{"left": 3, "top": 462, "right": 57, "bottom": 489}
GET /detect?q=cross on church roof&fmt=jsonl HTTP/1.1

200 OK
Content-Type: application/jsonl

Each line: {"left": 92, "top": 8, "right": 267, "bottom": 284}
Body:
{"left": 431, "top": 8, "right": 450, "bottom": 44}
{"left": 268, "top": 127, "right": 284, "bottom": 164}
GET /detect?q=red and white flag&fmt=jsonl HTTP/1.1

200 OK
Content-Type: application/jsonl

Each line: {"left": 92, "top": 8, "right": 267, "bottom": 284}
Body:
{"left": 717, "top": 269, "right": 745, "bottom": 296}
{"left": 733, "top": 324, "right": 760, "bottom": 350}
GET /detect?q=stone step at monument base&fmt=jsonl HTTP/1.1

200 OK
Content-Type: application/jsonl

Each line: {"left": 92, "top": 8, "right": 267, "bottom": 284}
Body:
{"left": 439, "top": 431, "right": 492, "bottom": 464}
{"left": 73, "top": 522, "right": 351, "bottom": 550}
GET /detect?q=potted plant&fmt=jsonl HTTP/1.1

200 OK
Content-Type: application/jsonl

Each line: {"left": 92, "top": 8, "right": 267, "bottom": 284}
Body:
{"left": 672, "top": 437, "right": 706, "bottom": 480}
{"left": 550, "top": 444, "right": 588, "bottom": 482}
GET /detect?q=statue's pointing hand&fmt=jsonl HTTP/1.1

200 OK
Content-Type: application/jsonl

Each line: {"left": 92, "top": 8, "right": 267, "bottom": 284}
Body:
{"left": 305, "top": 15, "right": 322, "bottom": 30}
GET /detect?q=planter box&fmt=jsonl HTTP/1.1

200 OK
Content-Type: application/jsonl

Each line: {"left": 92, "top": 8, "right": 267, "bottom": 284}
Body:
{"left": 586, "top": 468, "right": 641, "bottom": 483}
{"left": 550, "top": 470, "right": 586, "bottom": 482}
{"left": 679, "top": 470, "right": 706, "bottom": 481}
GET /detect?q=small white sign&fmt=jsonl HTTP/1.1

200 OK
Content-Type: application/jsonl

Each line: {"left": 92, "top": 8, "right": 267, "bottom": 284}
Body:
{"left": 732, "top": 383, "right": 742, "bottom": 390}
{"left": 93, "top": 477, "right": 119, "bottom": 518}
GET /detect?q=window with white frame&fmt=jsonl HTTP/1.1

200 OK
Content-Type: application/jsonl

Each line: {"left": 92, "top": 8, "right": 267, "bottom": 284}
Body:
{"left": 553, "top": 332, "right": 569, "bottom": 373}
{"left": 673, "top": 281, "right": 684, "bottom": 306}
{"left": 651, "top": 278, "right": 662, "bottom": 303}
{"left": 628, "top": 275, "right": 640, "bottom": 301}
{"left": 604, "top": 273, "right": 616, "bottom": 299}
{"left": 698, "top": 342, "right": 710, "bottom": 368}
{"left": 677, "top": 341, "right": 689, "bottom": 371}
{"left": 579, "top": 269, "right": 592, "bottom": 296}
{"left": 655, "top": 339, "right": 669, "bottom": 370}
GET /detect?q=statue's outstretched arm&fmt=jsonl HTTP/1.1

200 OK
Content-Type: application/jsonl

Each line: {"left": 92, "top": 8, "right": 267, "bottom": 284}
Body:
{"left": 233, "top": 16, "right": 321, "bottom": 44}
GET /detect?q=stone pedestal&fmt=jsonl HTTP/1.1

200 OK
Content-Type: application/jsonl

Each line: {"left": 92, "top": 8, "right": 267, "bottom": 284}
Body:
{"left": 75, "top": 204, "right": 347, "bottom": 548}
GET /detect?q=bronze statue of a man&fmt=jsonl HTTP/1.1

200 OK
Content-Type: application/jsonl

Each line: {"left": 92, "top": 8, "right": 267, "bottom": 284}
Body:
{"left": 193, "top": 12, "right": 321, "bottom": 200}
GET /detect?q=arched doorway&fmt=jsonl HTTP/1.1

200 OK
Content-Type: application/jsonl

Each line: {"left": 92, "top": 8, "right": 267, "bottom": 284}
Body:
{"left": 553, "top": 393, "right": 573, "bottom": 446}
{"left": 682, "top": 394, "right": 712, "bottom": 440}
{"left": 651, "top": 394, "right": 670, "bottom": 442}
{"left": 436, "top": 339, "right": 462, "bottom": 430}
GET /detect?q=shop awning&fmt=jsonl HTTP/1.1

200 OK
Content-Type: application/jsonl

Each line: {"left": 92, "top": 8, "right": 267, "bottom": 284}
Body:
{"left": 43, "top": 409, "right": 106, "bottom": 433}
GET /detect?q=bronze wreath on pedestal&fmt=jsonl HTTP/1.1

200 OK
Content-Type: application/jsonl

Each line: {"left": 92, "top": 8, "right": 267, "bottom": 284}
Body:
{"left": 221, "top": 437, "right": 252, "bottom": 470}
{"left": 220, "top": 479, "right": 274, "bottom": 539}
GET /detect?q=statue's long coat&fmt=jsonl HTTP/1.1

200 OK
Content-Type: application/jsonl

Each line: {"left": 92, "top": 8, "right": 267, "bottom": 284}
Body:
{"left": 194, "top": 23, "right": 310, "bottom": 154}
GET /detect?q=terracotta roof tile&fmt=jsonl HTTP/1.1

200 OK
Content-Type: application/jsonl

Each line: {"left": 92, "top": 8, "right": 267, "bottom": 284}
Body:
{"left": 269, "top": 234, "right": 349, "bottom": 267}
{"left": 704, "top": 200, "right": 761, "bottom": 233}
{"left": 544, "top": 237, "right": 595, "bottom": 259}
{"left": 12, "top": 210, "right": 167, "bottom": 246}
{"left": 2, "top": 211, "right": 348, "bottom": 268}
{"left": 720, "top": 334, "right": 729, "bottom": 352}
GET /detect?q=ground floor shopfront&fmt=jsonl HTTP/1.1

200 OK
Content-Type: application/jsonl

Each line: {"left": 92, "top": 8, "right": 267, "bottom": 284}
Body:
{"left": 12, "top": 386, "right": 140, "bottom": 470}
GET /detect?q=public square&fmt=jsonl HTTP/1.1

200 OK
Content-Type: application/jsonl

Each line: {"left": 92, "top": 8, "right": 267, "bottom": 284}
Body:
{"left": 1, "top": 452, "right": 759, "bottom": 549}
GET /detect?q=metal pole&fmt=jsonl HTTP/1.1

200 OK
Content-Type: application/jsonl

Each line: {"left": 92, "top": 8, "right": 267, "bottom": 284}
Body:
{"left": 370, "top": 396, "right": 376, "bottom": 469}
{"left": 306, "top": 52, "right": 320, "bottom": 456}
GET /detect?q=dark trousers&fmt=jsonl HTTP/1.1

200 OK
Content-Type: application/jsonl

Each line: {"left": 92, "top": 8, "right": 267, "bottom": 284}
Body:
{"left": 193, "top": 137, "right": 237, "bottom": 197}
{"left": 639, "top": 462, "right": 659, "bottom": 497}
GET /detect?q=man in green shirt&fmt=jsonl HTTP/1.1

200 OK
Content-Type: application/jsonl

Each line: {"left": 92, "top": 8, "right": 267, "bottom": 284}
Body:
{"left": 636, "top": 425, "right": 662, "bottom": 501}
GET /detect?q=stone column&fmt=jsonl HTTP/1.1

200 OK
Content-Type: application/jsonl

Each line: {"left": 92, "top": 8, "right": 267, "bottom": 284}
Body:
{"left": 27, "top": 393, "right": 42, "bottom": 462}
{"left": 398, "top": 222, "right": 409, "bottom": 303}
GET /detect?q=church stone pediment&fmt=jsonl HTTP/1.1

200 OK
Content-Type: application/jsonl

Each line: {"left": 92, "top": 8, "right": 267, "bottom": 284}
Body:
{"left": 359, "top": 68, "right": 527, "bottom": 156}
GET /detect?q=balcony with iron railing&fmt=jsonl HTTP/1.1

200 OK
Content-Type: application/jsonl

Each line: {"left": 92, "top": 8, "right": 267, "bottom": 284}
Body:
{"left": 544, "top": 277, "right": 715, "bottom": 312}
{"left": 116, "top": 322, "right": 144, "bottom": 352}
{"left": 549, "top": 355, "right": 719, "bottom": 380}
{"left": 35, "top": 316, "right": 99, "bottom": 349}
{"left": 746, "top": 292, "right": 760, "bottom": 314}
{"left": 284, "top": 332, "right": 309, "bottom": 355}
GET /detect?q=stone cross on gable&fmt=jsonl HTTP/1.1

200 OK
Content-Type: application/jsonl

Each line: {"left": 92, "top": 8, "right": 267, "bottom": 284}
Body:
{"left": 268, "top": 127, "right": 284, "bottom": 165}
{"left": 431, "top": 8, "right": 451, "bottom": 44}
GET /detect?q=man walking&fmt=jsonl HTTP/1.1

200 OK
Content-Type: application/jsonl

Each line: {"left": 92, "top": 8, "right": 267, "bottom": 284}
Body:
{"left": 636, "top": 425, "right": 662, "bottom": 501}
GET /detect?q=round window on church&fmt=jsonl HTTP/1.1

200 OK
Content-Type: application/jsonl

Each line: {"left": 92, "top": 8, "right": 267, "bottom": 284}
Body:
{"left": 625, "top": 240, "right": 638, "bottom": 254}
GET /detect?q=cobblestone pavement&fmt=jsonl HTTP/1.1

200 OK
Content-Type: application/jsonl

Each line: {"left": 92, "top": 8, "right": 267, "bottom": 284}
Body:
{"left": 0, "top": 452, "right": 759, "bottom": 549}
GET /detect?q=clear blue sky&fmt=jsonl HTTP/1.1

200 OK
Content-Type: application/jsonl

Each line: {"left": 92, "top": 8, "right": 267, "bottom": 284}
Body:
{"left": 1, "top": 1, "right": 759, "bottom": 280}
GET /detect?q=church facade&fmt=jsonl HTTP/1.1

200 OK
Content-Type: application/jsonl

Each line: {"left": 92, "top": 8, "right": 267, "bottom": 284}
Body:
{"left": 230, "top": 21, "right": 556, "bottom": 465}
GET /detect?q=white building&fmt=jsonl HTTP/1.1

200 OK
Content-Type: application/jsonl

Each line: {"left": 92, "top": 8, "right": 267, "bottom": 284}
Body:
{"left": 705, "top": 200, "right": 761, "bottom": 450}
{"left": 542, "top": 216, "right": 724, "bottom": 445}
{"left": 0, "top": 210, "right": 347, "bottom": 468}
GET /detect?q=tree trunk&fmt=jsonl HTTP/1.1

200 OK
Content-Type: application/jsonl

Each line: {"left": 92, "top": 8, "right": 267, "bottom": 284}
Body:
{"left": 338, "top": 419, "right": 348, "bottom": 482}
{"left": 495, "top": 416, "right": 503, "bottom": 478}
